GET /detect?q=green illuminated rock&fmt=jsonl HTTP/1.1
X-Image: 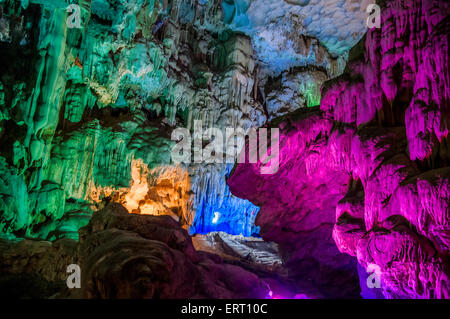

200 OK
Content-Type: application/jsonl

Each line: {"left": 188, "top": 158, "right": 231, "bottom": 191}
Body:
{"left": 0, "top": 0, "right": 343, "bottom": 240}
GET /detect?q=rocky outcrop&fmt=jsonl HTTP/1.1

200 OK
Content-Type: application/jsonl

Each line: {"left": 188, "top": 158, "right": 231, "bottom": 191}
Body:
{"left": 76, "top": 203, "right": 270, "bottom": 298}
{"left": 192, "top": 231, "right": 283, "bottom": 269}
{"left": 228, "top": 109, "right": 362, "bottom": 298}
{"left": 0, "top": 203, "right": 301, "bottom": 298}
{"left": 264, "top": 67, "right": 328, "bottom": 120}
{"left": 220, "top": 0, "right": 371, "bottom": 74}
{"left": 229, "top": 0, "right": 449, "bottom": 299}
{"left": 0, "top": 235, "right": 77, "bottom": 298}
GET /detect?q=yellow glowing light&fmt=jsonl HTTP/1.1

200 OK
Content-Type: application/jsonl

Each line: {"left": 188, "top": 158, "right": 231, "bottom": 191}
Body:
{"left": 88, "top": 159, "right": 193, "bottom": 226}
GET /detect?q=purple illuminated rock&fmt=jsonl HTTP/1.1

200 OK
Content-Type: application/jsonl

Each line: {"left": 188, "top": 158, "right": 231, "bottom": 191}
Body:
{"left": 229, "top": 0, "right": 450, "bottom": 299}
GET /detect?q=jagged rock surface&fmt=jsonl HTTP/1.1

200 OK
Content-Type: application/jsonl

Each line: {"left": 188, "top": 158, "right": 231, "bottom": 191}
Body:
{"left": 0, "top": 203, "right": 300, "bottom": 298}
{"left": 229, "top": 0, "right": 450, "bottom": 299}
{"left": 0, "top": 0, "right": 348, "bottom": 240}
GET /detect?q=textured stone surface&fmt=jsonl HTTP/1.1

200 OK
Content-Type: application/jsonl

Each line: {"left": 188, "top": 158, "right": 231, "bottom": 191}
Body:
{"left": 0, "top": 236, "right": 77, "bottom": 298}
{"left": 219, "top": 0, "right": 374, "bottom": 74}
{"left": 265, "top": 67, "right": 327, "bottom": 119}
{"left": 229, "top": 0, "right": 450, "bottom": 299}
{"left": 229, "top": 109, "right": 361, "bottom": 298}
{"left": 76, "top": 203, "right": 269, "bottom": 298}
{"left": 0, "top": 203, "right": 298, "bottom": 298}
{"left": 0, "top": 0, "right": 258, "bottom": 239}
{"left": 192, "top": 231, "right": 283, "bottom": 270}
{"left": 0, "top": 0, "right": 349, "bottom": 240}
{"left": 0, "top": 0, "right": 448, "bottom": 300}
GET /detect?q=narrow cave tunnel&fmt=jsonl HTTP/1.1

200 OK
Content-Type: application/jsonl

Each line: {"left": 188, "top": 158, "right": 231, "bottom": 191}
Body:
{"left": 0, "top": 0, "right": 448, "bottom": 302}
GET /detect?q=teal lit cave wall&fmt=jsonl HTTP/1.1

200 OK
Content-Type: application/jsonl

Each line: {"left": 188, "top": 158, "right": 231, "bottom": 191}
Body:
{"left": 0, "top": 0, "right": 264, "bottom": 241}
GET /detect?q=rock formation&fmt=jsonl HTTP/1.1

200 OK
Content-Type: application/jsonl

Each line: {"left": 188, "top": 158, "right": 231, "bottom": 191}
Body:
{"left": 1, "top": 203, "right": 298, "bottom": 298}
{"left": 229, "top": 0, "right": 449, "bottom": 299}
{"left": 0, "top": 0, "right": 361, "bottom": 240}
{"left": 0, "top": 0, "right": 447, "bottom": 300}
